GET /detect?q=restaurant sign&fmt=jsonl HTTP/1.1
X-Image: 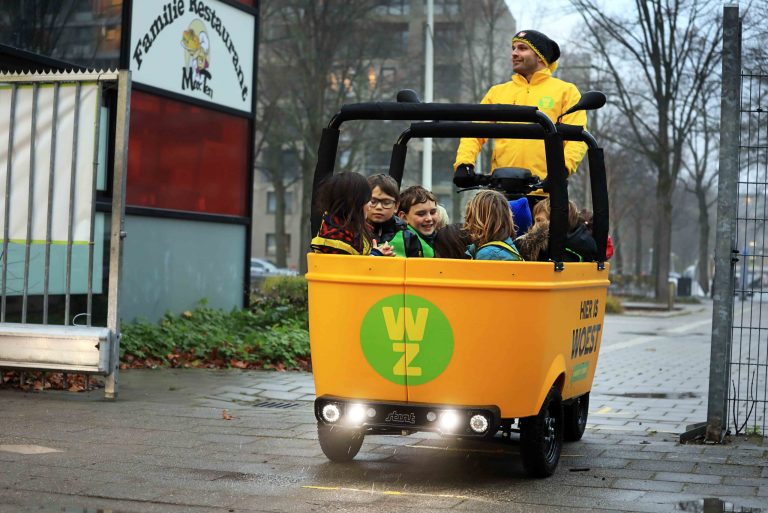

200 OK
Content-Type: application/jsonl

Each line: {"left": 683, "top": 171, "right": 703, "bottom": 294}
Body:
{"left": 130, "top": 0, "right": 254, "bottom": 113}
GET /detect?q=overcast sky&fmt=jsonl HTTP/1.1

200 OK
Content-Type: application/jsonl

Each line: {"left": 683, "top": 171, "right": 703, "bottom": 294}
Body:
{"left": 503, "top": 0, "right": 582, "bottom": 46}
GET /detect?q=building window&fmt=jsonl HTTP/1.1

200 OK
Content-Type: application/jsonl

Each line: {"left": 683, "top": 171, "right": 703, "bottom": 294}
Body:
{"left": 369, "top": 23, "right": 409, "bottom": 57}
{"left": 434, "top": 64, "right": 461, "bottom": 100}
{"left": 376, "top": 0, "right": 410, "bottom": 15}
{"left": 266, "top": 191, "right": 294, "bottom": 215}
{"left": 433, "top": 0, "right": 460, "bottom": 15}
{"left": 266, "top": 233, "right": 291, "bottom": 257}
{"left": 434, "top": 22, "right": 460, "bottom": 54}
{"left": 379, "top": 66, "right": 397, "bottom": 92}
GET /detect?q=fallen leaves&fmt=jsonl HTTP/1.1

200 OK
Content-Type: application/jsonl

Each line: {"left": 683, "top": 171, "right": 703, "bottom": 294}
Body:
{"left": 222, "top": 409, "right": 233, "bottom": 421}
{"left": 1, "top": 371, "right": 101, "bottom": 393}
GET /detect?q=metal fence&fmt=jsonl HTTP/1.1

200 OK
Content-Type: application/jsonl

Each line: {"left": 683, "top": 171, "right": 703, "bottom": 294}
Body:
{"left": 728, "top": 69, "right": 768, "bottom": 437}
{"left": 0, "top": 70, "right": 130, "bottom": 399}
{"left": 707, "top": 5, "right": 768, "bottom": 440}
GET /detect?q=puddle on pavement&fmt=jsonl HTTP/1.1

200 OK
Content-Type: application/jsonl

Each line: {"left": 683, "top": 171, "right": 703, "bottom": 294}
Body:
{"left": 610, "top": 391, "right": 700, "bottom": 399}
{"left": 30, "top": 509, "right": 120, "bottom": 513}
{"left": 676, "top": 498, "right": 763, "bottom": 512}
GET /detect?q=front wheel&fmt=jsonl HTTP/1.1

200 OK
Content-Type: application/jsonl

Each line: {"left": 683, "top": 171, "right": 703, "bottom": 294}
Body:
{"left": 317, "top": 422, "right": 364, "bottom": 462}
{"left": 564, "top": 392, "right": 589, "bottom": 441}
{"left": 519, "top": 386, "right": 563, "bottom": 478}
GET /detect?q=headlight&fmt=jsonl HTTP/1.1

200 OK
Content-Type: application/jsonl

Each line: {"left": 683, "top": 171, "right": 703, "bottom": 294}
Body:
{"left": 346, "top": 403, "right": 366, "bottom": 426}
{"left": 438, "top": 410, "right": 460, "bottom": 432}
{"left": 321, "top": 403, "right": 341, "bottom": 423}
{"left": 469, "top": 414, "right": 489, "bottom": 433}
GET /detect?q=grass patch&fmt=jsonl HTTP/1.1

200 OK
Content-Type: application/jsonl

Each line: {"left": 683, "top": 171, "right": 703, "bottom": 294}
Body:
{"left": 604, "top": 295, "right": 624, "bottom": 314}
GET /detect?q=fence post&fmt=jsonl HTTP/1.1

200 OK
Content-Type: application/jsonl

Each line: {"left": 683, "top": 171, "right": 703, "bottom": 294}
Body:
{"left": 104, "top": 70, "right": 131, "bottom": 400}
{"left": 706, "top": 4, "right": 741, "bottom": 442}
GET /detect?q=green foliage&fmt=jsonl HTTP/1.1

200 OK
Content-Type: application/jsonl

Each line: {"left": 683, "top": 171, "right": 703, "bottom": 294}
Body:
{"left": 260, "top": 275, "right": 308, "bottom": 304}
{"left": 121, "top": 296, "right": 310, "bottom": 369}
{"left": 604, "top": 295, "right": 624, "bottom": 314}
{"left": 250, "top": 276, "right": 308, "bottom": 328}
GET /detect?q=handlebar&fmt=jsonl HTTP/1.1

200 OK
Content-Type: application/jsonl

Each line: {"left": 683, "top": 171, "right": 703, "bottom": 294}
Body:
{"left": 456, "top": 168, "right": 545, "bottom": 197}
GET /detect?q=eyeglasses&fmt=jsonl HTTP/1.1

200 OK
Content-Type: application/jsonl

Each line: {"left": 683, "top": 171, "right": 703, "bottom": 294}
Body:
{"left": 369, "top": 198, "right": 396, "bottom": 208}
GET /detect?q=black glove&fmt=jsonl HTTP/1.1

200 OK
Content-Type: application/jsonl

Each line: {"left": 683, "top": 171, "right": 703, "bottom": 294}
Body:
{"left": 540, "top": 175, "right": 550, "bottom": 192}
{"left": 453, "top": 164, "right": 476, "bottom": 188}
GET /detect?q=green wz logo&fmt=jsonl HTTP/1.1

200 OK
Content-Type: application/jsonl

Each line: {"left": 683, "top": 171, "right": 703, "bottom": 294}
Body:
{"left": 360, "top": 295, "right": 454, "bottom": 385}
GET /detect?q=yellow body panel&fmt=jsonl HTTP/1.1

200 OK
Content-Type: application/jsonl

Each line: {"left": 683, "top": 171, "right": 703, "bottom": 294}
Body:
{"left": 307, "top": 253, "right": 609, "bottom": 418}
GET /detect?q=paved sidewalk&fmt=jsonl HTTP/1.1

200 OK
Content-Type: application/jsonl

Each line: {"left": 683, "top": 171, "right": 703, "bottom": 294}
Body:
{"left": 0, "top": 301, "right": 766, "bottom": 512}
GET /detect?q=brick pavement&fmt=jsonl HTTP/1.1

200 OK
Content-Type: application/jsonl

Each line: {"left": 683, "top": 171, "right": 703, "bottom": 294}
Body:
{"left": 0, "top": 300, "right": 766, "bottom": 512}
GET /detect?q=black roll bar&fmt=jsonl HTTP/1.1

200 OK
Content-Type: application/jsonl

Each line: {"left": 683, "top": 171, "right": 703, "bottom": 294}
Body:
{"left": 310, "top": 100, "right": 608, "bottom": 269}
{"left": 329, "top": 103, "right": 556, "bottom": 131}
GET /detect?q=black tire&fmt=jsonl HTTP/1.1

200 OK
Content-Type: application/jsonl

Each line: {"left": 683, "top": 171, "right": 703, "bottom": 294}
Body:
{"left": 519, "top": 386, "right": 563, "bottom": 478}
{"left": 564, "top": 392, "right": 589, "bottom": 442}
{"left": 317, "top": 422, "right": 364, "bottom": 462}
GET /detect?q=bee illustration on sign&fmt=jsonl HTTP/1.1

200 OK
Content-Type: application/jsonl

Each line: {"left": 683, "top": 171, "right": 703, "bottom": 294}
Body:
{"left": 180, "top": 19, "right": 213, "bottom": 99}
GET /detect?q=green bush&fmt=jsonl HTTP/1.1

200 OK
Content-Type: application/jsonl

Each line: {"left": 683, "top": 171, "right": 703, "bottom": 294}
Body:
{"left": 120, "top": 299, "right": 310, "bottom": 369}
{"left": 260, "top": 275, "right": 307, "bottom": 304}
{"left": 604, "top": 295, "right": 624, "bottom": 314}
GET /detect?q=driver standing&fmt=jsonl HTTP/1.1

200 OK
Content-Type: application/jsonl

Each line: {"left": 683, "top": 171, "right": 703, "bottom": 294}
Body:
{"left": 453, "top": 30, "right": 588, "bottom": 187}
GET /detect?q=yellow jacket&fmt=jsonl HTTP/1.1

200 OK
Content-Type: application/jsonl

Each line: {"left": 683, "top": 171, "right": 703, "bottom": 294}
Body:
{"left": 454, "top": 68, "right": 587, "bottom": 179}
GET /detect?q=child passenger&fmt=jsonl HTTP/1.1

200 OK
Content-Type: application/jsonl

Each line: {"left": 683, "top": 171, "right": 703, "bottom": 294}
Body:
{"left": 389, "top": 186, "right": 438, "bottom": 258}
{"left": 433, "top": 224, "right": 471, "bottom": 259}
{"left": 311, "top": 172, "right": 393, "bottom": 256}
{"left": 515, "top": 198, "right": 596, "bottom": 262}
{"left": 366, "top": 174, "right": 406, "bottom": 245}
{"left": 464, "top": 190, "right": 523, "bottom": 261}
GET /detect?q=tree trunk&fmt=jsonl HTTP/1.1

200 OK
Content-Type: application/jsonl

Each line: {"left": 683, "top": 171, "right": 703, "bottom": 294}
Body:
{"left": 654, "top": 172, "right": 674, "bottom": 299}
{"left": 613, "top": 224, "right": 623, "bottom": 274}
{"left": 634, "top": 216, "right": 643, "bottom": 277}
{"left": 696, "top": 187, "right": 710, "bottom": 294}
{"left": 273, "top": 178, "right": 287, "bottom": 268}
{"left": 299, "top": 160, "right": 314, "bottom": 275}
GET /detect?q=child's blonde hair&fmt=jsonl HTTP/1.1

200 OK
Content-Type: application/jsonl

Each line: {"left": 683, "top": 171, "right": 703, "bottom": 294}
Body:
{"left": 532, "top": 198, "right": 580, "bottom": 230}
{"left": 434, "top": 204, "right": 450, "bottom": 230}
{"left": 464, "top": 190, "right": 515, "bottom": 247}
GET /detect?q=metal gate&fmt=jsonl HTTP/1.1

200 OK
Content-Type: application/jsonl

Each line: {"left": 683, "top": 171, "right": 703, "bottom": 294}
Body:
{"left": 707, "top": 5, "right": 768, "bottom": 440}
{"left": 0, "top": 70, "right": 130, "bottom": 399}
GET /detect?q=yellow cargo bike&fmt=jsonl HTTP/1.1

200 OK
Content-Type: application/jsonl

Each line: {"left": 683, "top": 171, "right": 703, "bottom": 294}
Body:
{"left": 306, "top": 91, "right": 610, "bottom": 477}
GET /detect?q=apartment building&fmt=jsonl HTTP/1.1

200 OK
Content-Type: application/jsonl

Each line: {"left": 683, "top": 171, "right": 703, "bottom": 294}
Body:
{"left": 254, "top": 0, "right": 516, "bottom": 269}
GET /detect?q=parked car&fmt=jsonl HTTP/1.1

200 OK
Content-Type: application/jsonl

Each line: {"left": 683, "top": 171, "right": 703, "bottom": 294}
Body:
{"left": 250, "top": 258, "right": 297, "bottom": 281}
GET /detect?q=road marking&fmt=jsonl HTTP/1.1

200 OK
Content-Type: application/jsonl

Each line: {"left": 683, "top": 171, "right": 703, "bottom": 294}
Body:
{"left": 405, "top": 444, "right": 507, "bottom": 454}
{"left": 596, "top": 406, "right": 612, "bottom": 414}
{"left": 666, "top": 318, "right": 711, "bottom": 333}
{"left": 303, "top": 485, "right": 472, "bottom": 500}
{"left": 600, "top": 335, "right": 656, "bottom": 354}
{"left": 0, "top": 444, "right": 62, "bottom": 454}
{"left": 405, "top": 443, "right": 583, "bottom": 457}
{"left": 602, "top": 317, "right": 712, "bottom": 355}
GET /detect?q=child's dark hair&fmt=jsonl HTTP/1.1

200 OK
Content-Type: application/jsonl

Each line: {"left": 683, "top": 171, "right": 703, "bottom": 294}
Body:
{"left": 315, "top": 172, "right": 373, "bottom": 245}
{"left": 367, "top": 174, "right": 400, "bottom": 203}
{"left": 398, "top": 185, "right": 437, "bottom": 214}
{"left": 433, "top": 224, "right": 471, "bottom": 259}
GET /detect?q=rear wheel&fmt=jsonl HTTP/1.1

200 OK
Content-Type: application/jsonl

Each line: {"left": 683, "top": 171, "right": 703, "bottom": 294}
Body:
{"left": 564, "top": 392, "right": 589, "bottom": 441}
{"left": 519, "top": 386, "right": 563, "bottom": 477}
{"left": 317, "top": 422, "right": 364, "bottom": 462}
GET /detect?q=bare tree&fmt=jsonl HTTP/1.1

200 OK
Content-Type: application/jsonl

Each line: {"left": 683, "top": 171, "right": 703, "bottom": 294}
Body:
{"left": 256, "top": 0, "right": 387, "bottom": 273}
{"left": 0, "top": 1, "right": 78, "bottom": 55}
{"left": 570, "top": 0, "right": 722, "bottom": 299}
{"left": 681, "top": 80, "right": 719, "bottom": 294}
